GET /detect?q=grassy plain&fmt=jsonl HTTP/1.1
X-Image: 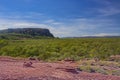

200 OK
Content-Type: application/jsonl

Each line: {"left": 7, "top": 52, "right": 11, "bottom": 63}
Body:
{"left": 0, "top": 38, "right": 120, "bottom": 61}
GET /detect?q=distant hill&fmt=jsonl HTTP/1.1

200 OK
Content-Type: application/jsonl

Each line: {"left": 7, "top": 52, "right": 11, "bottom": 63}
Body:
{"left": 0, "top": 28, "right": 54, "bottom": 39}
{"left": 82, "top": 36, "right": 120, "bottom": 38}
{"left": 63, "top": 36, "right": 120, "bottom": 38}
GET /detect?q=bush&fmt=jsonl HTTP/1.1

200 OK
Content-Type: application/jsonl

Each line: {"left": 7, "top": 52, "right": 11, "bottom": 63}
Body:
{"left": 0, "top": 40, "right": 8, "bottom": 49}
{"left": 0, "top": 38, "right": 120, "bottom": 61}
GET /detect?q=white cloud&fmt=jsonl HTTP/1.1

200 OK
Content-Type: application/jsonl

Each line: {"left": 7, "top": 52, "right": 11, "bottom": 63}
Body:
{"left": 85, "top": 0, "right": 120, "bottom": 17}
{"left": 43, "top": 19, "right": 62, "bottom": 25}
{"left": 98, "top": 7, "right": 120, "bottom": 16}
{"left": 94, "top": 0, "right": 120, "bottom": 16}
{"left": 0, "top": 17, "right": 119, "bottom": 37}
{"left": 0, "top": 12, "right": 43, "bottom": 20}
{"left": 0, "top": 12, "right": 120, "bottom": 37}
{"left": 0, "top": 0, "right": 119, "bottom": 37}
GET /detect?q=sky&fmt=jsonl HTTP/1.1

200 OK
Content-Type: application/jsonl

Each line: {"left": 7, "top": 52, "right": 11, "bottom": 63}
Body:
{"left": 0, "top": 0, "right": 120, "bottom": 37}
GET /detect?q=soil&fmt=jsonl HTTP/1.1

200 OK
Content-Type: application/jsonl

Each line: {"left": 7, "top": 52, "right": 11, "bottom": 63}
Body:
{"left": 0, "top": 57, "right": 120, "bottom": 80}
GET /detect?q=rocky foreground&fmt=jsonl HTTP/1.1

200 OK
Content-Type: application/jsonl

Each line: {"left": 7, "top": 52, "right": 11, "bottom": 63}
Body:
{"left": 0, "top": 57, "right": 120, "bottom": 80}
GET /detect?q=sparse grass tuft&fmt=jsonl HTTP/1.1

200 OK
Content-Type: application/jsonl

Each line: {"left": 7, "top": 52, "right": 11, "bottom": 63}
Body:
{"left": 78, "top": 59, "right": 120, "bottom": 76}
{"left": 109, "top": 55, "right": 120, "bottom": 62}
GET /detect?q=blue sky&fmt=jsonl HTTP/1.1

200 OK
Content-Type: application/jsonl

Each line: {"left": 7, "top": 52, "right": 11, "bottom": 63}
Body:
{"left": 0, "top": 0, "right": 120, "bottom": 37}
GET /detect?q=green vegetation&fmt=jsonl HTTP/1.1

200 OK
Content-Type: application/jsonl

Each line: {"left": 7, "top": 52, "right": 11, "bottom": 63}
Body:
{"left": 0, "top": 38, "right": 120, "bottom": 61}
{"left": 0, "top": 33, "right": 54, "bottom": 40}
{"left": 0, "top": 40, "right": 8, "bottom": 49}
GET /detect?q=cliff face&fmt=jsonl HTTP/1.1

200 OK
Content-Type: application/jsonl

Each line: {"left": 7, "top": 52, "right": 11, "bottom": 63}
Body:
{"left": 0, "top": 28, "right": 54, "bottom": 39}
{"left": 0, "top": 28, "right": 54, "bottom": 37}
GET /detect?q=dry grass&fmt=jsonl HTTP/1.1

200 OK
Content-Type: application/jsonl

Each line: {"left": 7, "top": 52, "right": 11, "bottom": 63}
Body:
{"left": 109, "top": 55, "right": 120, "bottom": 62}
{"left": 77, "top": 59, "right": 120, "bottom": 76}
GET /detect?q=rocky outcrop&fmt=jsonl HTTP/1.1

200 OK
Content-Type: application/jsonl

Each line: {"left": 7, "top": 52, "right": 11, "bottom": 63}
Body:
{"left": 0, "top": 28, "right": 54, "bottom": 37}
